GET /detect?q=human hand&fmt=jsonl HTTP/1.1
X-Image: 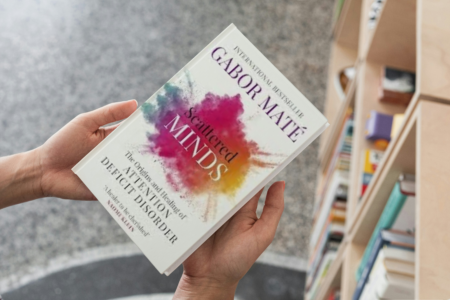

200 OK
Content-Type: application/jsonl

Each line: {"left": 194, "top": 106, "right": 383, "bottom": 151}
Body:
{"left": 173, "top": 181, "right": 285, "bottom": 300}
{"left": 0, "top": 100, "right": 137, "bottom": 209}
{"left": 36, "top": 100, "right": 138, "bottom": 200}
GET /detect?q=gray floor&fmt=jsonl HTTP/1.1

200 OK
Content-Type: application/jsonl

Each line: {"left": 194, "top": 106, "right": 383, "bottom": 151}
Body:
{"left": 3, "top": 256, "right": 305, "bottom": 300}
{"left": 0, "top": 0, "right": 334, "bottom": 293}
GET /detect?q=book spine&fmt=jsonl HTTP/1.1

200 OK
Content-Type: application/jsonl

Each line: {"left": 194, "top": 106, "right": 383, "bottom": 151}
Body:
{"left": 353, "top": 232, "right": 385, "bottom": 300}
{"left": 309, "top": 217, "right": 331, "bottom": 267}
{"left": 310, "top": 173, "right": 348, "bottom": 251}
{"left": 355, "top": 182, "right": 407, "bottom": 280}
{"left": 308, "top": 222, "right": 331, "bottom": 278}
{"left": 313, "top": 116, "right": 351, "bottom": 215}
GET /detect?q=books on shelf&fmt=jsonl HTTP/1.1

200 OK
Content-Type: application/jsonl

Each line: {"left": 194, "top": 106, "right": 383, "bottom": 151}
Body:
{"left": 306, "top": 251, "right": 338, "bottom": 300}
{"left": 307, "top": 171, "right": 348, "bottom": 300}
{"left": 71, "top": 24, "right": 329, "bottom": 275}
{"left": 308, "top": 109, "right": 353, "bottom": 300}
{"left": 311, "top": 171, "right": 348, "bottom": 252}
{"left": 379, "top": 67, "right": 416, "bottom": 106}
{"left": 315, "top": 110, "right": 353, "bottom": 215}
{"left": 359, "top": 149, "right": 384, "bottom": 198}
{"left": 365, "top": 110, "right": 393, "bottom": 142}
{"left": 307, "top": 213, "right": 345, "bottom": 289}
{"left": 355, "top": 174, "right": 416, "bottom": 281}
{"left": 353, "top": 230, "right": 415, "bottom": 300}
{"left": 359, "top": 245, "right": 415, "bottom": 300}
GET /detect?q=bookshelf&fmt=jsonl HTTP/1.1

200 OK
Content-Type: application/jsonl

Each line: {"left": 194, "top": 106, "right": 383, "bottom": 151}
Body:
{"left": 308, "top": 0, "right": 450, "bottom": 299}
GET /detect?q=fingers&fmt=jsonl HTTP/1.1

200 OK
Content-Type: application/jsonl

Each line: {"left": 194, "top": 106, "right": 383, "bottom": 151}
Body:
{"left": 102, "top": 122, "right": 122, "bottom": 137}
{"left": 254, "top": 181, "right": 285, "bottom": 246}
{"left": 81, "top": 100, "right": 138, "bottom": 131}
{"left": 240, "top": 187, "right": 264, "bottom": 214}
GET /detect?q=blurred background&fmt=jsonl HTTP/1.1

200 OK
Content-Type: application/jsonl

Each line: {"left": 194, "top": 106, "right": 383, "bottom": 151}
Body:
{"left": 0, "top": 0, "right": 334, "bottom": 299}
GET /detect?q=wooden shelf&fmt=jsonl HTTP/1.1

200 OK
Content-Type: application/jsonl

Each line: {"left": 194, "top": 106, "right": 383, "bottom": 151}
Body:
{"left": 319, "top": 69, "right": 356, "bottom": 173}
{"left": 367, "top": 0, "right": 417, "bottom": 71}
{"left": 341, "top": 100, "right": 450, "bottom": 299}
{"left": 418, "top": 0, "right": 450, "bottom": 101}
{"left": 348, "top": 96, "right": 418, "bottom": 244}
{"left": 333, "top": 0, "right": 362, "bottom": 50}
{"left": 313, "top": 241, "right": 347, "bottom": 300}
{"left": 309, "top": 0, "right": 450, "bottom": 299}
{"left": 318, "top": 44, "right": 357, "bottom": 160}
{"left": 415, "top": 100, "right": 450, "bottom": 298}
{"left": 346, "top": 60, "right": 408, "bottom": 226}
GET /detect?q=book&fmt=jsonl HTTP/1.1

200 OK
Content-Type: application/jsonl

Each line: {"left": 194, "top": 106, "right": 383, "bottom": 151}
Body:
{"left": 391, "top": 196, "right": 415, "bottom": 234}
{"left": 356, "top": 176, "right": 415, "bottom": 280}
{"left": 379, "top": 67, "right": 415, "bottom": 106}
{"left": 314, "top": 113, "right": 352, "bottom": 217}
{"left": 391, "top": 113, "right": 404, "bottom": 139}
{"left": 363, "top": 149, "right": 384, "bottom": 174}
{"left": 308, "top": 219, "right": 344, "bottom": 284}
{"left": 359, "top": 149, "right": 384, "bottom": 198}
{"left": 360, "top": 246, "right": 415, "bottom": 300}
{"left": 365, "top": 110, "right": 393, "bottom": 141}
{"left": 399, "top": 173, "right": 416, "bottom": 196}
{"left": 310, "top": 171, "right": 348, "bottom": 252}
{"left": 353, "top": 230, "right": 415, "bottom": 300}
{"left": 72, "top": 24, "right": 329, "bottom": 275}
{"left": 382, "top": 246, "right": 415, "bottom": 277}
{"left": 306, "top": 251, "right": 337, "bottom": 300}
{"left": 374, "top": 269, "right": 414, "bottom": 299}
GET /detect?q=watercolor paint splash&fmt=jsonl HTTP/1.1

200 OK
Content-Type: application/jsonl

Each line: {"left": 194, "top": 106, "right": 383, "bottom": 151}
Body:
{"left": 141, "top": 83, "right": 275, "bottom": 199}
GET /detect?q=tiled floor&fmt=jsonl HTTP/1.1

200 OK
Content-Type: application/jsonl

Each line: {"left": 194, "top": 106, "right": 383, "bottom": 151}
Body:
{"left": 0, "top": 0, "right": 334, "bottom": 297}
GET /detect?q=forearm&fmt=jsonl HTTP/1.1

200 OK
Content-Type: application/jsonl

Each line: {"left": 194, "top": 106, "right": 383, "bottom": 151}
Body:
{"left": 0, "top": 148, "right": 43, "bottom": 209}
{"left": 173, "top": 274, "right": 237, "bottom": 300}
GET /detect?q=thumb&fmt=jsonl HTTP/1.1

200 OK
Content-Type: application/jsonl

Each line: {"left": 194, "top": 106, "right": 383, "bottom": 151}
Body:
{"left": 253, "top": 181, "right": 285, "bottom": 249}
{"left": 81, "top": 100, "right": 138, "bottom": 131}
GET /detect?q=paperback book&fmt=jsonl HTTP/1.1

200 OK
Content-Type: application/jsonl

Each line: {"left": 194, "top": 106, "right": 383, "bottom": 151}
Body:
{"left": 72, "top": 24, "right": 328, "bottom": 275}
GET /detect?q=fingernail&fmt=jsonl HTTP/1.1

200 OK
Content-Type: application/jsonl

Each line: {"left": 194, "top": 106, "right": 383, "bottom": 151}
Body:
{"left": 132, "top": 99, "right": 138, "bottom": 107}
{"left": 282, "top": 181, "right": 286, "bottom": 191}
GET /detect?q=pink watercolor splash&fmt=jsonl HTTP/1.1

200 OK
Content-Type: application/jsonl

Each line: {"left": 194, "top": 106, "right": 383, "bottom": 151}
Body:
{"left": 141, "top": 83, "right": 274, "bottom": 197}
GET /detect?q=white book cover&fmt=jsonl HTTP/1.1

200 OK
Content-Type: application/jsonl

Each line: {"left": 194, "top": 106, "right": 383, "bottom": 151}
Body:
{"left": 72, "top": 24, "right": 328, "bottom": 275}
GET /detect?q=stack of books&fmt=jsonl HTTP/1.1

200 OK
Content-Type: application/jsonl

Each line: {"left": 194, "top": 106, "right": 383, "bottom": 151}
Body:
{"left": 359, "top": 235, "right": 415, "bottom": 300}
{"left": 353, "top": 174, "right": 416, "bottom": 300}
{"left": 306, "top": 111, "right": 353, "bottom": 300}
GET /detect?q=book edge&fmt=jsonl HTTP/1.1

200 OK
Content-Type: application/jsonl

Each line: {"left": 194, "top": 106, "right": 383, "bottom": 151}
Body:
{"left": 163, "top": 121, "right": 329, "bottom": 275}
{"left": 72, "top": 23, "right": 238, "bottom": 175}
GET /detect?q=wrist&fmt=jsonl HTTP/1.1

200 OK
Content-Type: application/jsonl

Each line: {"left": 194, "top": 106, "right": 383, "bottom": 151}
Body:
{"left": 0, "top": 148, "right": 44, "bottom": 209}
{"left": 173, "top": 273, "right": 237, "bottom": 300}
